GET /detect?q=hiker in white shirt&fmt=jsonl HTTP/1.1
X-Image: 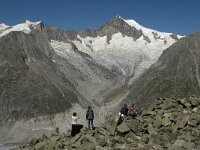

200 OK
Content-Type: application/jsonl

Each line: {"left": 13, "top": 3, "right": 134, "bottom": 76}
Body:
{"left": 71, "top": 112, "right": 78, "bottom": 136}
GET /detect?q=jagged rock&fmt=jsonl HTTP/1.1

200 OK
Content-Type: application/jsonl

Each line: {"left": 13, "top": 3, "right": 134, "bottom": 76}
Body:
{"left": 188, "top": 96, "right": 200, "bottom": 107}
{"left": 70, "top": 134, "right": 81, "bottom": 144}
{"left": 162, "top": 100, "right": 177, "bottom": 110}
{"left": 50, "top": 135, "right": 61, "bottom": 142}
{"left": 191, "top": 128, "right": 200, "bottom": 137}
{"left": 185, "top": 103, "right": 192, "bottom": 108}
{"left": 126, "top": 119, "right": 142, "bottom": 133}
{"left": 41, "top": 134, "right": 48, "bottom": 140}
{"left": 172, "top": 140, "right": 195, "bottom": 149}
{"left": 138, "top": 143, "right": 146, "bottom": 149}
{"left": 126, "top": 137, "right": 134, "bottom": 143}
{"left": 95, "top": 146, "right": 107, "bottom": 150}
{"left": 178, "top": 132, "right": 196, "bottom": 143}
{"left": 34, "top": 141, "right": 47, "bottom": 150}
{"left": 62, "top": 140, "right": 70, "bottom": 147}
{"left": 156, "top": 109, "right": 164, "bottom": 116}
{"left": 143, "top": 117, "right": 155, "bottom": 124}
{"left": 103, "top": 123, "right": 115, "bottom": 136}
{"left": 97, "top": 127, "right": 107, "bottom": 136}
{"left": 188, "top": 118, "right": 198, "bottom": 127}
{"left": 173, "top": 116, "right": 189, "bottom": 131}
{"left": 97, "top": 138, "right": 106, "bottom": 147}
{"left": 162, "top": 116, "right": 171, "bottom": 126}
{"left": 172, "top": 140, "right": 185, "bottom": 147}
{"left": 192, "top": 107, "right": 198, "bottom": 112}
{"left": 29, "top": 138, "right": 41, "bottom": 146}
{"left": 142, "top": 110, "right": 156, "bottom": 116}
{"left": 152, "top": 144, "right": 163, "bottom": 150}
{"left": 140, "top": 135, "right": 149, "bottom": 144}
{"left": 79, "top": 142, "right": 96, "bottom": 150}
{"left": 147, "top": 123, "right": 157, "bottom": 135}
{"left": 117, "top": 121, "right": 130, "bottom": 134}
{"left": 15, "top": 97, "right": 200, "bottom": 150}
{"left": 109, "top": 114, "right": 121, "bottom": 135}
{"left": 85, "top": 134, "right": 97, "bottom": 144}
{"left": 178, "top": 98, "right": 191, "bottom": 108}
{"left": 115, "top": 143, "right": 127, "bottom": 149}
{"left": 153, "top": 115, "right": 162, "bottom": 128}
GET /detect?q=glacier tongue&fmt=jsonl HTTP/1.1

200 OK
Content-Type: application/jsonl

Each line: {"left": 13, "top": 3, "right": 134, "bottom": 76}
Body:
{"left": 51, "top": 31, "right": 179, "bottom": 85}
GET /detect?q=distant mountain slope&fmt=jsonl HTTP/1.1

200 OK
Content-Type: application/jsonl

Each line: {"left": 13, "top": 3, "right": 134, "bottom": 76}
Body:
{"left": 0, "top": 16, "right": 183, "bottom": 122}
{"left": 0, "top": 31, "right": 79, "bottom": 121}
{"left": 0, "top": 16, "right": 184, "bottom": 143}
{"left": 46, "top": 16, "right": 183, "bottom": 104}
{"left": 127, "top": 32, "right": 200, "bottom": 108}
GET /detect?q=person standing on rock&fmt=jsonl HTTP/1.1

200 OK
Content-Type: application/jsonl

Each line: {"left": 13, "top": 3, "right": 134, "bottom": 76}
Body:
{"left": 71, "top": 112, "right": 78, "bottom": 136}
{"left": 86, "top": 106, "right": 94, "bottom": 129}
{"left": 119, "top": 104, "right": 128, "bottom": 117}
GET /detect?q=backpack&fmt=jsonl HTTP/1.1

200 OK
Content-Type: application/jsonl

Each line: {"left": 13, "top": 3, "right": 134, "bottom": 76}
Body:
{"left": 128, "top": 108, "right": 137, "bottom": 116}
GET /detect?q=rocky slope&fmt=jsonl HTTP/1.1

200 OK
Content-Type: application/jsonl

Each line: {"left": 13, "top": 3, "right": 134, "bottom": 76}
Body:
{"left": 0, "top": 17, "right": 182, "bottom": 143}
{"left": 14, "top": 96, "right": 200, "bottom": 150}
{"left": 0, "top": 29, "right": 91, "bottom": 143}
{"left": 126, "top": 32, "right": 200, "bottom": 109}
{"left": 0, "top": 30, "right": 80, "bottom": 120}
{"left": 44, "top": 16, "right": 182, "bottom": 104}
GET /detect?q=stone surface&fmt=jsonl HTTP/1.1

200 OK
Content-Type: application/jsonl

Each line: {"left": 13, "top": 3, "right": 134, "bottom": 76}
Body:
{"left": 117, "top": 121, "right": 130, "bottom": 134}
{"left": 15, "top": 97, "right": 200, "bottom": 150}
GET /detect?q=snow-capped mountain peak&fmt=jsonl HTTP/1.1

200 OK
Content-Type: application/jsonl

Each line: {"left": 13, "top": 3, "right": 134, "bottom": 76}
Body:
{"left": 0, "top": 23, "right": 10, "bottom": 32}
{"left": 124, "top": 18, "right": 184, "bottom": 41}
{"left": 0, "top": 20, "right": 42, "bottom": 38}
{"left": 50, "top": 16, "right": 185, "bottom": 87}
{"left": 123, "top": 18, "right": 145, "bottom": 31}
{"left": 0, "top": 23, "right": 9, "bottom": 29}
{"left": 24, "top": 20, "right": 42, "bottom": 26}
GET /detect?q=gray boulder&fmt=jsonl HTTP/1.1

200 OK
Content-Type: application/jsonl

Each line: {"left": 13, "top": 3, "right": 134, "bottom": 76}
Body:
{"left": 117, "top": 121, "right": 130, "bottom": 134}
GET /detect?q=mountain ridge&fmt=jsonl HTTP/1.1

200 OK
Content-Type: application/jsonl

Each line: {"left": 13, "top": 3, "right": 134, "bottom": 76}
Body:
{"left": 126, "top": 32, "right": 200, "bottom": 109}
{"left": 0, "top": 16, "right": 185, "bottom": 143}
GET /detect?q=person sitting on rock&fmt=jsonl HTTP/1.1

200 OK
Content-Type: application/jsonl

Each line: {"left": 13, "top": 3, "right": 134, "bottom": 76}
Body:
{"left": 128, "top": 104, "right": 138, "bottom": 117}
{"left": 119, "top": 104, "right": 128, "bottom": 117}
{"left": 86, "top": 106, "right": 94, "bottom": 129}
{"left": 71, "top": 112, "right": 78, "bottom": 136}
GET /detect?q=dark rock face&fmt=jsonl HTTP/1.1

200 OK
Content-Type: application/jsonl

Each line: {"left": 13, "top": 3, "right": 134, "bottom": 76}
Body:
{"left": 79, "top": 16, "right": 144, "bottom": 43}
{"left": 15, "top": 97, "right": 200, "bottom": 150}
{"left": 41, "top": 16, "right": 143, "bottom": 44}
{"left": 127, "top": 32, "right": 200, "bottom": 108}
{"left": 43, "top": 26, "right": 78, "bottom": 42}
{"left": 0, "top": 31, "right": 78, "bottom": 121}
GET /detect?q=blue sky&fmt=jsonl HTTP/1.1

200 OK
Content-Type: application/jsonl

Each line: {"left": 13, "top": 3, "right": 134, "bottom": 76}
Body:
{"left": 0, "top": 0, "right": 199, "bottom": 35}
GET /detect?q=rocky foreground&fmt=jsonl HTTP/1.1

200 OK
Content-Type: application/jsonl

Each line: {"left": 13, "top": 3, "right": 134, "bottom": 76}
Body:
{"left": 14, "top": 96, "right": 200, "bottom": 150}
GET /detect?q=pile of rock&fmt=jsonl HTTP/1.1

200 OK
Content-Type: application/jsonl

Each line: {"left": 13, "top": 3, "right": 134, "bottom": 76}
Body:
{"left": 14, "top": 96, "right": 200, "bottom": 150}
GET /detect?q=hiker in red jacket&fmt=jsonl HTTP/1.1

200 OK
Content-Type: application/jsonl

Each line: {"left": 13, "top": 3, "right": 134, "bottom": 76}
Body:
{"left": 128, "top": 104, "right": 138, "bottom": 117}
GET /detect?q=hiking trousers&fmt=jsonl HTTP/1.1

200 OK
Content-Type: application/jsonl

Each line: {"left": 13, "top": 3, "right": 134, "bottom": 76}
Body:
{"left": 71, "top": 124, "right": 77, "bottom": 136}
{"left": 87, "top": 119, "right": 94, "bottom": 129}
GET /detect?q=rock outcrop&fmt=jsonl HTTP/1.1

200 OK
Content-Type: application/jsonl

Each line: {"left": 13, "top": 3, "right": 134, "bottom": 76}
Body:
{"left": 15, "top": 96, "right": 200, "bottom": 150}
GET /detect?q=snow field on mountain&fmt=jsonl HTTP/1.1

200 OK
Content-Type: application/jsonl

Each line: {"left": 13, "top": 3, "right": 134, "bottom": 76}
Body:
{"left": 0, "top": 20, "right": 41, "bottom": 38}
{"left": 51, "top": 31, "right": 177, "bottom": 84}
